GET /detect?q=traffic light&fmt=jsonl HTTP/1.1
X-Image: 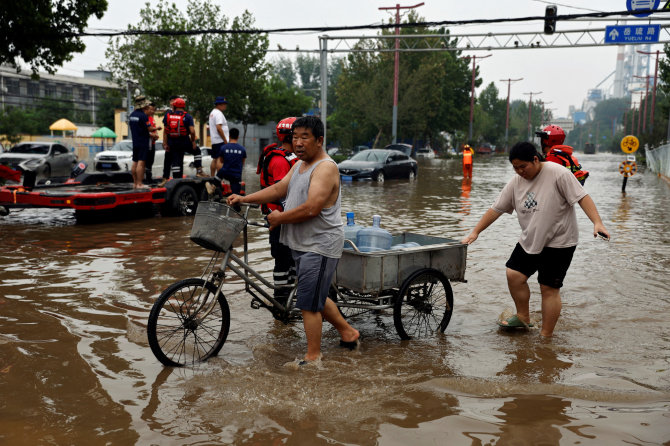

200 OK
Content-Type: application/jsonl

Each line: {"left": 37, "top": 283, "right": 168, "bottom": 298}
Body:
{"left": 544, "top": 5, "right": 557, "bottom": 35}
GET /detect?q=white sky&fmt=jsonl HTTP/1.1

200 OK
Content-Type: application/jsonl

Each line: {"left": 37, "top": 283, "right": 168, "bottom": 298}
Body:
{"left": 56, "top": 0, "right": 668, "bottom": 118}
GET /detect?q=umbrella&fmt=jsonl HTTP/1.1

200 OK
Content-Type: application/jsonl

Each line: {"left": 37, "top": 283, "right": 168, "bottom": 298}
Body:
{"left": 92, "top": 126, "right": 117, "bottom": 150}
{"left": 49, "top": 118, "right": 78, "bottom": 136}
{"left": 91, "top": 126, "right": 117, "bottom": 138}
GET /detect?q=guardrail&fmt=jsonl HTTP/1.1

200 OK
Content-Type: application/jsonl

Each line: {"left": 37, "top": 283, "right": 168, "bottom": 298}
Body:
{"left": 646, "top": 144, "right": 670, "bottom": 182}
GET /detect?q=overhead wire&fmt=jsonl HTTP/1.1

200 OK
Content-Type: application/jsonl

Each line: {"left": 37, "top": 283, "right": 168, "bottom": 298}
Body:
{"left": 61, "top": 9, "right": 669, "bottom": 39}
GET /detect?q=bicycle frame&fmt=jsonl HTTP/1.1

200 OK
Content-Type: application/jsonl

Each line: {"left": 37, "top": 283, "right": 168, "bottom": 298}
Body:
{"left": 191, "top": 204, "right": 297, "bottom": 321}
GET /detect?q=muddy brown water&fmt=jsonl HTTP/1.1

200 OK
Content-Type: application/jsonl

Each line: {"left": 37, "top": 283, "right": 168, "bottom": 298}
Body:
{"left": 1, "top": 153, "right": 669, "bottom": 445}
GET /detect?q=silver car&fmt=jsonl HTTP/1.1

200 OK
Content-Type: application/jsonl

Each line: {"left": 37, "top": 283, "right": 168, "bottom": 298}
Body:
{"left": 0, "top": 142, "right": 78, "bottom": 179}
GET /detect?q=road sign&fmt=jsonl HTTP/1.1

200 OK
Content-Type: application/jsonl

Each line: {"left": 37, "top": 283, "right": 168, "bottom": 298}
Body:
{"left": 627, "top": 0, "right": 661, "bottom": 17}
{"left": 621, "top": 135, "right": 640, "bottom": 153}
{"left": 619, "top": 160, "right": 638, "bottom": 177}
{"left": 605, "top": 24, "right": 661, "bottom": 44}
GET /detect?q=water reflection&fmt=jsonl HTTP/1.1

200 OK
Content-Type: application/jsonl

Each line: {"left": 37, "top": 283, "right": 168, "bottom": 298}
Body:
{"left": 495, "top": 395, "right": 573, "bottom": 444}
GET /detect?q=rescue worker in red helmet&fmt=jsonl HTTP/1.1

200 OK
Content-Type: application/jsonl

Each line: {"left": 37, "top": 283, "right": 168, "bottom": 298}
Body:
{"left": 257, "top": 117, "right": 299, "bottom": 306}
{"left": 536, "top": 124, "right": 589, "bottom": 185}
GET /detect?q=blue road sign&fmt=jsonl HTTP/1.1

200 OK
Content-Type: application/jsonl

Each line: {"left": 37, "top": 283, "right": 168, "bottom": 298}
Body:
{"left": 627, "top": 0, "right": 661, "bottom": 17}
{"left": 605, "top": 24, "right": 661, "bottom": 43}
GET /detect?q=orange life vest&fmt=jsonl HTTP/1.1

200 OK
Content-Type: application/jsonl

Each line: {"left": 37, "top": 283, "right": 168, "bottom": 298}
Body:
{"left": 545, "top": 145, "right": 589, "bottom": 185}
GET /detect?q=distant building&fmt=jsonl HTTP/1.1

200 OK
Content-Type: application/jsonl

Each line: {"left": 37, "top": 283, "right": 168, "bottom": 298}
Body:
{"left": 0, "top": 64, "right": 122, "bottom": 124}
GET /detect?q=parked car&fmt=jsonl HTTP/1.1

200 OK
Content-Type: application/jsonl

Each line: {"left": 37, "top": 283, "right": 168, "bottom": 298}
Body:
{"left": 95, "top": 140, "right": 211, "bottom": 179}
{"left": 416, "top": 147, "right": 436, "bottom": 159}
{"left": 337, "top": 149, "right": 417, "bottom": 183}
{"left": 184, "top": 146, "right": 213, "bottom": 176}
{"left": 0, "top": 142, "right": 77, "bottom": 179}
{"left": 383, "top": 143, "right": 414, "bottom": 158}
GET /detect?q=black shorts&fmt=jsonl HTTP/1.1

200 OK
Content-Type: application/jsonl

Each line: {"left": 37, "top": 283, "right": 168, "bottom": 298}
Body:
{"left": 505, "top": 243, "right": 576, "bottom": 289}
{"left": 211, "top": 142, "right": 224, "bottom": 159}
{"left": 132, "top": 145, "right": 150, "bottom": 162}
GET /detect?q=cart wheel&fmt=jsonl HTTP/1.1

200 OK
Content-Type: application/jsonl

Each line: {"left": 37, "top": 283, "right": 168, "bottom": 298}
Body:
{"left": 393, "top": 268, "right": 453, "bottom": 340}
{"left": 147, "top": 278, "right": 230, "bottom": 367}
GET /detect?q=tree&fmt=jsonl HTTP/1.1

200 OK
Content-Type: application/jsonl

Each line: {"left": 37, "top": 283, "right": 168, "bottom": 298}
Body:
{"left": 0, "top": 1, "right": 108, "bottom": 75}
{"left": 105, "top": 0, "right": 268, "bottom": 142}
{"left": 473, "top": 82, "right": 507, "bottom": 146}
{"left": 329, "top": 15, "right": 472, "bottom": 149}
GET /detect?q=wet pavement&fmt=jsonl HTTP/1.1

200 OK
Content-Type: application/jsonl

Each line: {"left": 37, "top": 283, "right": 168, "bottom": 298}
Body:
{"left": 1, "top": 153, "right": 669, "bottom": 445}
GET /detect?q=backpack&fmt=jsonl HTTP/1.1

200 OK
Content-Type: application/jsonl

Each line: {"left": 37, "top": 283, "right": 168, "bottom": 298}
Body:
{"left": 165, "top": 111, "right": 188, "bottom": 138}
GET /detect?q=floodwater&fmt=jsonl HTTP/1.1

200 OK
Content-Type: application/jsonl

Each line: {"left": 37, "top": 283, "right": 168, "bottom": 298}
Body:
{"left": 1, "top": 153, "right": 669, "bottom": 445}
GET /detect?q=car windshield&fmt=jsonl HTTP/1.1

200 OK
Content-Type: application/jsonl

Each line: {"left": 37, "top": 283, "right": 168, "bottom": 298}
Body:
{"left": 350, "top": 150, "right": 387, "bottom": 162}
{"left": 108, "top": 141, "right": 133, "bottom": 152}
{"left": 10, "top": 144, "right": 50, "bottom": 155}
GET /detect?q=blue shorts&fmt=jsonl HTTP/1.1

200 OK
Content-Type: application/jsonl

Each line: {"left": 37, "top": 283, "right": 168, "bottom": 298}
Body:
{"left": 211, "top": 142, "right": 224, "bottom": 160}
{"left": 292, "top": 250, "right": 339, "bottom": 312}
{"left": 505, "top": 243, "right": 576, "bottom": 289}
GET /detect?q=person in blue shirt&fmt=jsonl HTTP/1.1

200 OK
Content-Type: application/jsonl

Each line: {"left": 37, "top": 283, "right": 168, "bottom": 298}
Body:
{"left": 209, "top": 127, "right": 246, "bottom": 195}
{"left": 128, "top": 95, "right": 156, "bottom": 188}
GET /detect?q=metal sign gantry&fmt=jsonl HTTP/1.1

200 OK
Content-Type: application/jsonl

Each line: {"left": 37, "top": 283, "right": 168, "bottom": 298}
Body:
{"left": 316, "top": 24, "right": 670, "bottom": 146}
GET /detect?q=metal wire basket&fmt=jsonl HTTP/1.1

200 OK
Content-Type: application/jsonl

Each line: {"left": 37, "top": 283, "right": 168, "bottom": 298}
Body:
{"left": 190, "top": 201, "right": 247, "bottom": 252}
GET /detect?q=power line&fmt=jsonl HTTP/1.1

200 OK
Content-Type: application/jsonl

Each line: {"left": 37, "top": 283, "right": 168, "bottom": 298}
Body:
{"left": 58, "top": 9, "right": 670, "bottom": 39}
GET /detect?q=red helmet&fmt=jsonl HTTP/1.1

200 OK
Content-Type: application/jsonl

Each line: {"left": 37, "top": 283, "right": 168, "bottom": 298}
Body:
{"left": 536, "top": 124, "right": 565, "bottom": 148}
{"left": 276, "top": 117, "right": 297, "bottom": 143}
{"left": 173, "top": 98, "right": 185, "bottom": 108}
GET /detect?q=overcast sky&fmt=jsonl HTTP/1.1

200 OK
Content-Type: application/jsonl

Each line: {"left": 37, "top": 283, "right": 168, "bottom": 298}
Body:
{"left": 56, "top": 0, "right": 668, "bottom": 118}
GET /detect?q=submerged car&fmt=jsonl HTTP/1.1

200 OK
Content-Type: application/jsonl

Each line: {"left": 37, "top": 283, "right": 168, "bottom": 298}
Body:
{"left": 0, "top": 142, "right": 77, "bottom": 179}
{"left": 416, "top": 147, "right": 436, "bottom": 158}
{"left": 337, "top": 149, "right": 417, "bottom": 183}
{"left": 384, "top": 143, "right": 414, "bottom": 158}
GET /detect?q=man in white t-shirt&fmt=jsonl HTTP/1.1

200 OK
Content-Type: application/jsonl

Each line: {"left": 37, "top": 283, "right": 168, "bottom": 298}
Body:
{"left": 208, "top": 96, "right": 230, "bottom": 176}
{"left": 461, "top": 142, "right": 610, "bottom": 337}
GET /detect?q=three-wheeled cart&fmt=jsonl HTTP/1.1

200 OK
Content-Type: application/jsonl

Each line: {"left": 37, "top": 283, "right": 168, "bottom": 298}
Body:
{"left": 333, "top": 234, "right": 467, "bottom": 339}
{"left": 146, "top": 203, "right": 468, "bottom": 367}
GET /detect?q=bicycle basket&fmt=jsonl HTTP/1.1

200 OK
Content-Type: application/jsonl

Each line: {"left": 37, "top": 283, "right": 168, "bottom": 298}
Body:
{"left": 190, "top": 201, "right": 247, "bottom": 251}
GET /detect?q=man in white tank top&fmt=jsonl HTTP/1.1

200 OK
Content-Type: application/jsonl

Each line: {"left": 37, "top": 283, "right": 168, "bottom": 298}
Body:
{"left": 228, "top": 116, "right": 359, "bottom": 365}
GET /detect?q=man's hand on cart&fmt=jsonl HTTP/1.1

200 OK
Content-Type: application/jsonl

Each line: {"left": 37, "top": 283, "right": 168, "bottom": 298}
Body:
{"left": 266, "top": 210, "right": 283, "bottom": 231}
{"left": 226, "top": 194, "right": 244, "bottom": 207}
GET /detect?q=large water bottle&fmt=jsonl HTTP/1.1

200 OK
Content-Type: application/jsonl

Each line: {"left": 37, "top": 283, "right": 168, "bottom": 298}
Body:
{"left": 343, "top": 212, "right": 363, "bottom": 250}
{"left": 357, "top": 215, "right": 392, "bottom": 252}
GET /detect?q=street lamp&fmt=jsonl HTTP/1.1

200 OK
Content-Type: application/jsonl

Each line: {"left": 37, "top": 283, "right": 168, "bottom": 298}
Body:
{"left": 524, "top": 91, "right": 542, "bottom": 141}
{"left": 462, "top": 54, "right": 492, "bottom": 142}
{"left": 500, "top": 77, "right": 523, "bottom": 152}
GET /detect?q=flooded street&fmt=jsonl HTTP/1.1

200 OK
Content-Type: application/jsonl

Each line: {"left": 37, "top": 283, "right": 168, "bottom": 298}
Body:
{"left": 1, "top": 153, "right": 669, "bottom": 445}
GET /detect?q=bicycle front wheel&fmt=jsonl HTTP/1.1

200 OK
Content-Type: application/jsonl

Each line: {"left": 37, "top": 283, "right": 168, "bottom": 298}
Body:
{"left": 147, "top": 278, "right": 230, "bottom": 367}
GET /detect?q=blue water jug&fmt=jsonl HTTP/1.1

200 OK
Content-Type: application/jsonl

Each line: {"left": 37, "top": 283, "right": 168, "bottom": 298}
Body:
{"left": 343, "top": 212, "right": 364, "bottom": 250}
{"left": 357, "top": 215, "right": 392, "bottom": 252}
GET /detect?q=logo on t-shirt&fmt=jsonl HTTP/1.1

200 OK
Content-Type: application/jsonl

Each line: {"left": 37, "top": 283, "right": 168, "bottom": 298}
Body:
{"left": 523, "top": 192, "right": 538, "bottom": 210}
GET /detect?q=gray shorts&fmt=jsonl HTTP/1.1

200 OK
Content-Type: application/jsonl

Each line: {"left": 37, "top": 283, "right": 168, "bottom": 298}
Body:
{"left": 292, "top": 250, "right": 339, "bottom": 312}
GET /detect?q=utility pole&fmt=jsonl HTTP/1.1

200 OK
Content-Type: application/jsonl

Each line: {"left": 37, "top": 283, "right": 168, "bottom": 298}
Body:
{"left": 379, "top": 2, "right": 424, "bottom": 144}
{"left": 638, "top": 49, "right": 661, "bottom": 134}
{"left": 637, "top": 92, "right": 645, "bottom": 135}
{"left": 461, "top": 53, "right": 492, "bottom": 142}
{"left": 634, "top": 75, "right": 652, "bottom": 133}
{"left": 499, "top": 77, "right": 523, "bottom": 152}
{"left": 524, "top": 91, "right": 542, "bottom": 141}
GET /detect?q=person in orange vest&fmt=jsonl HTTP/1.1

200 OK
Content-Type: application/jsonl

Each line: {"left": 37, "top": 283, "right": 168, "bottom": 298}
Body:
{"left": 462, "top": 144, "right": 474, "bottom": 178}
{"left": 535, "top": 125, "right": 589, "bottom": 185}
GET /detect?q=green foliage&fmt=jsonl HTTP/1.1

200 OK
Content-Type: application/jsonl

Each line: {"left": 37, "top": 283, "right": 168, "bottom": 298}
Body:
{"left": 105, "top": 0, "right": 268, "bottom": 135}
{"left": 0, "top": 0, "right": 108, "bottom": 75}
{"left": 328, "top": 13, "right": 471, "bottom": 149}
{"left": 95, "top": 89, "right": 123, "bottom": 128}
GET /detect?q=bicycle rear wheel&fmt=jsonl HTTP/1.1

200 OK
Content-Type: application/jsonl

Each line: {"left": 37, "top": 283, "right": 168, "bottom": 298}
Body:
{"left": 147, "top": 278, "right": 230, "bottom": 367}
